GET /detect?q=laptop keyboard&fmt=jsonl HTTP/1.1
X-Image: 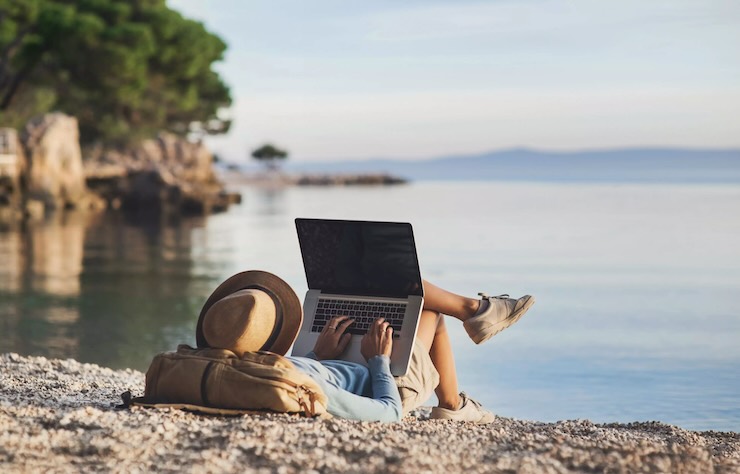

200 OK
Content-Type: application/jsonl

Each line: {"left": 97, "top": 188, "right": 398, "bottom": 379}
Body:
{"left": 311, "top": 298, "right": 405, "bottom": 338}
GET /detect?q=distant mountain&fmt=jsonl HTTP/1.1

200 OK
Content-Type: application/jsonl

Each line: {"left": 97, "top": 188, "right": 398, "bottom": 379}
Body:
{"left": 235, "top": 147, "right": 740, "bottom": 183}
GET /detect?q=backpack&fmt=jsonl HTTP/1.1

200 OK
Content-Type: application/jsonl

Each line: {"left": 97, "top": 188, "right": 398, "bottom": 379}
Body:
{"left": 122, "top": 344, "right": 329, "bottom": 418}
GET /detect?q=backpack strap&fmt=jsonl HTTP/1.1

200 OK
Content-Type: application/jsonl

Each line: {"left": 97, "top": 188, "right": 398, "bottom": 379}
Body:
{"left": 199, "top": 361, "right": 217, "bottom": 407}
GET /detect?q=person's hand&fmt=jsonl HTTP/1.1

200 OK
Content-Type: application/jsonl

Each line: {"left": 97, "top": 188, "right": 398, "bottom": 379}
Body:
{"left": 312, "top": 316, "right": 354, "bottom": 360}
{"left": 361, "top": 318, "right": 393, "bottom": 362}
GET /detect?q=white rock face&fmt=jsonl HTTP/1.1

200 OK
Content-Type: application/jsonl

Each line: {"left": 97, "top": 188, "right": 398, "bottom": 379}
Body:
{"left": 0, "top": 128, "right": 23, "bottom": 179}
{"left": 86, "top": 131, "right": 217, "bottom": 183}
{"left": 22, "top": 112, "right": 88, "bottom": 208}
{"left": 0, "top": 128, "right": 26, "bottom": 217}
{"left": 134, "top": 132, "right": 218, "bottom": 184}
{"left": 85, "top": 131, "right": 235, "bottom": 215}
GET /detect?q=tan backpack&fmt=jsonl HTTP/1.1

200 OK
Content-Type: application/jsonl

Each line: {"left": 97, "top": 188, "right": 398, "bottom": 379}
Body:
{"left": 123, "top": 345, "right": 329, "bottom": 417}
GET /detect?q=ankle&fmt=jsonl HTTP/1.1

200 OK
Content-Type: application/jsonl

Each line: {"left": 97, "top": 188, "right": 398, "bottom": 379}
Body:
{"left": 462, "top": 298, "right": 480, "bottom": 320}
{"left": 438, "top": 394, "right": 462, "bottom": 411}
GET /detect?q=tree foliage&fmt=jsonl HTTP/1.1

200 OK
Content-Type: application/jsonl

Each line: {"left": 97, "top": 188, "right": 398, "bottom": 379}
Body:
{"left": 251, "top": 143, "right": 288, "bottom": 169}
{"left": 251, "top": 143, "right": 288, "bottom": 160}
{"left": 0, "top": 0, "right": 231, "bottom": 145}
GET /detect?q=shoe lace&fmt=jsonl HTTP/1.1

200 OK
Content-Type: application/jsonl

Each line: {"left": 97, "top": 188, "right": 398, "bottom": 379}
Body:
{"left": 459, "top": 392, "right": 482, "bottom": 409}
{"left": 478, "top": 292, "right": 509, "bottom": 300}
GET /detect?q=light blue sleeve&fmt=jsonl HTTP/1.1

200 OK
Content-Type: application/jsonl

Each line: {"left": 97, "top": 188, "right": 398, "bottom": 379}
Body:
{"left": 326, "top": 355, "right": 403, "bottom": 423}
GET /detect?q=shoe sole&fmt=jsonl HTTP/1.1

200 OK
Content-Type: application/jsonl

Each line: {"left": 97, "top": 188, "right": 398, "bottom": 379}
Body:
{"left": 429, "top": 412, "right": 497, "bottom": 423}
{"left": 429, "top": 408, "right": 497, "bottom": 423}
{"left": 472, "top": 295, "right": 536, "bottom": 344}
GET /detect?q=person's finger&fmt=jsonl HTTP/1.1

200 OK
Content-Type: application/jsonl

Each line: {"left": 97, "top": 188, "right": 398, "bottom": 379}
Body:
{"left": 324, "top": 315, "right": 348, "bottom": 332}
{"left": 379, "top": 321, "right": 390, "bottom": 337}
{"left": 338, "top": 333, "right": 351, "bottom": 353}
{"left": 377, "top": 319, "right": 389, "bottom": 341}
{"left": 372, "top": 318, "right": 385, "bottom": 334}
{"left": 336, "top": 318, "right": 354, "bottom": 335}
{"left": 384, "top": 326, "right": 394, "bottom": 353}
{"left": 330, "top": 315, "right": 349, "bottom": 326}
{"left": 368, "top": 319, "right": 377, "bottom": 337}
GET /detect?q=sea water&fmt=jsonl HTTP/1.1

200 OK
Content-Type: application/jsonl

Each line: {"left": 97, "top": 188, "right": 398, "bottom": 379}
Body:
{"left": 1, "top": 181, "right": 738, "bottom": 431}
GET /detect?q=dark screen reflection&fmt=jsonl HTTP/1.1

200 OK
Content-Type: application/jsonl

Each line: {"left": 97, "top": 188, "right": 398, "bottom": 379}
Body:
{"left": 295, "top": 219, "right": 423, "bottom": 298}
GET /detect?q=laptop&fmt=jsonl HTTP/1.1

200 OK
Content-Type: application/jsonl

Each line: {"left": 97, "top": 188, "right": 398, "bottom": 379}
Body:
{"left": 291, "top": 218, "right": 424, "bottom": 376}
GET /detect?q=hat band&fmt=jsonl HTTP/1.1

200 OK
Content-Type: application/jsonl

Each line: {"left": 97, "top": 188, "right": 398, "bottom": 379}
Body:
{"left": 244, "top": 284, "right": 284, "bottom": 352}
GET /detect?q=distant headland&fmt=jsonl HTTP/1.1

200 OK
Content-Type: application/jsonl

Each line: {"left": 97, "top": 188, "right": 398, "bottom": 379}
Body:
{"left": 256, "top": 147, "right": 740, "bottom": 183}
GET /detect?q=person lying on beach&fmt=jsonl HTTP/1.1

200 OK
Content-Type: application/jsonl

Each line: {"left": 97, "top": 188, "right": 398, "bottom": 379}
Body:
{"left": 197, "top": 272, "right": 535, "bottom": 423}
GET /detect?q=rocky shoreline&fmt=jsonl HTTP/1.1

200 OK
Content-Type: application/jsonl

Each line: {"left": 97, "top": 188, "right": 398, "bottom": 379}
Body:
{"left": 221, "top": 170, "right": 408, "bottom": 187}
{"left": 1, "top": 353, "right": 738, "bottom": 473}
{"left": 1, "top": 114, "right": 241, "bottom": 221}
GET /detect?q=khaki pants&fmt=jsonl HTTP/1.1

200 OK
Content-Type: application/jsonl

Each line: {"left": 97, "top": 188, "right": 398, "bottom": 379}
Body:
{"left": 394, "top": 341, "right": 439, "bottom": 415}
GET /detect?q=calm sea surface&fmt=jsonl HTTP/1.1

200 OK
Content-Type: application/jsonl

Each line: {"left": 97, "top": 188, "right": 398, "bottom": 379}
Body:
{"left": 1, "top": 181, "right": 739, "bottom": 431}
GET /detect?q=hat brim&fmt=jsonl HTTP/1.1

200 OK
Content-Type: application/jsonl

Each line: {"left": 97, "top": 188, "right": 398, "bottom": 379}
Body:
{"left": 196, "top": 271, "right": 303, "bottom": 356}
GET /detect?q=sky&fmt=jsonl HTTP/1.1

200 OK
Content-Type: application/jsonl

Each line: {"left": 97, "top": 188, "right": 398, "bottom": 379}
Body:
{"left": 168, "top": 0, "right": 740, "bottom": 162}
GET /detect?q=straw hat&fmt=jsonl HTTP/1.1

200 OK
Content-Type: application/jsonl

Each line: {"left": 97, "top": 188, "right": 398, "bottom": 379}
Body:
{"left": 195, "top": 271, "right": 303, "bottom": 356}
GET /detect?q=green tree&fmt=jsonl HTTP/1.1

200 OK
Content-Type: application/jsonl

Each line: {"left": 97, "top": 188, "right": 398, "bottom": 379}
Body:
{"left": 0, "top": 0, "right": 231, "bottom": 144}
{"left": 251, "top": 143, "right": 288, "bottom": 171}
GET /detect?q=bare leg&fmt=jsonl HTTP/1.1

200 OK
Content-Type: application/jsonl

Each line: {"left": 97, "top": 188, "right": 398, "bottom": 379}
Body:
{"left": 415, "top": 310, "right": 462, "bottom": 410}
{"left": 430, "top": 317, "right": 461, "bottom": 409}
{"left": 414, "top": 309, "right": 440, "bottom": 351}
{"left": 422, "top": 279, "right": 480, "bottom": 322}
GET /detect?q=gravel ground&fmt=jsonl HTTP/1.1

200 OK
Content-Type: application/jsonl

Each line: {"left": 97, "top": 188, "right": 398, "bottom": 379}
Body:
{"left": 1, "top": 352, "right": 738, "bottom": 473}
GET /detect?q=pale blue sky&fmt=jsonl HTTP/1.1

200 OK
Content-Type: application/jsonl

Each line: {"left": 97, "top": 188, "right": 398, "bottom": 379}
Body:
{"left": 169, "top": 0, "right": 740, "bottom": 162}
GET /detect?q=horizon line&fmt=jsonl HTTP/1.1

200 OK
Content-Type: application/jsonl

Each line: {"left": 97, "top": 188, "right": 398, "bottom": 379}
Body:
{"left": 223, "top": 144, "right": 740, "bottom": 165}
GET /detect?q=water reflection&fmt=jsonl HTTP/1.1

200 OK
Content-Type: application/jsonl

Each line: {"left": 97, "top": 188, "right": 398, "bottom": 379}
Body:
{"left": 253, "top": 183, "right": 287, "bottom": 216}
{"left": 32, "top": 213, "right": 86, "bottom": 296}
{"left": 0, "top": 211, "right": 220, "bottom": 370}
{"left": 0, "top": 229, "right": 23, "bottom": 293}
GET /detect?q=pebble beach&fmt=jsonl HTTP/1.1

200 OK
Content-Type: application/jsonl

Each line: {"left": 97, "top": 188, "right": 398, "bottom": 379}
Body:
{"left": 1, "top": 352, "right": 738, "bottom": 473}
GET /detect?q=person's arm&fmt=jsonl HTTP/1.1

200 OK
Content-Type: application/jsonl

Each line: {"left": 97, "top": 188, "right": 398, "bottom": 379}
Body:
{"left": 356, "top": 318, "right": 402, "bottom": 421}
{"left": 366, "top": 354, "right": 403, "bottom": 420}
{"left": 322, "top": 355, "right": 402, "bottom": 422}
{"left": 310, "top": 316, "right": 403, "bottom": 422}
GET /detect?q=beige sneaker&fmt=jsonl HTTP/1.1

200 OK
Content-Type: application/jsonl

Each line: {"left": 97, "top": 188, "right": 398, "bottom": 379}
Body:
{"left": 430, "top": 392, "right": 496, "bottom": 423}
{"left": 463, "top": 293, "right": 535, "bottom": 344}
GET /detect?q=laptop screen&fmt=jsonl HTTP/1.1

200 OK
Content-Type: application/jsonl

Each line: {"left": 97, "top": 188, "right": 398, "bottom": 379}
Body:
{"left": 295, "top": 218, "right": 424, "bottom": 298}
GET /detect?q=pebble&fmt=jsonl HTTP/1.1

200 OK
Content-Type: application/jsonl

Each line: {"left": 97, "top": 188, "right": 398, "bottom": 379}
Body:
{"left": 1, "top": 352, "right": 738, "bottom": 473}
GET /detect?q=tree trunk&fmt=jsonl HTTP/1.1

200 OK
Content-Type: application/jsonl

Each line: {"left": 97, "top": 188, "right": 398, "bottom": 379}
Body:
{"left": 0, "top": 27, "right": 33, "bottom": 110}
{"left": 0, "top": 62, "right": 34, "bottom": 110}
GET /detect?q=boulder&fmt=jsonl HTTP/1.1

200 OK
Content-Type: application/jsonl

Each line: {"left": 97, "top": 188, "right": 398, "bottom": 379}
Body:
{"left": 84, "top": 132, "right": 238, "bottom": 216}
{"left": 22, "top": 113, "right": 88, "bottom": 209}
{"left": 132, "top": 133, "right": 217, "bottom": 184}
{"left": 0, "top": 128, "right": 25, "bottom": 210}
